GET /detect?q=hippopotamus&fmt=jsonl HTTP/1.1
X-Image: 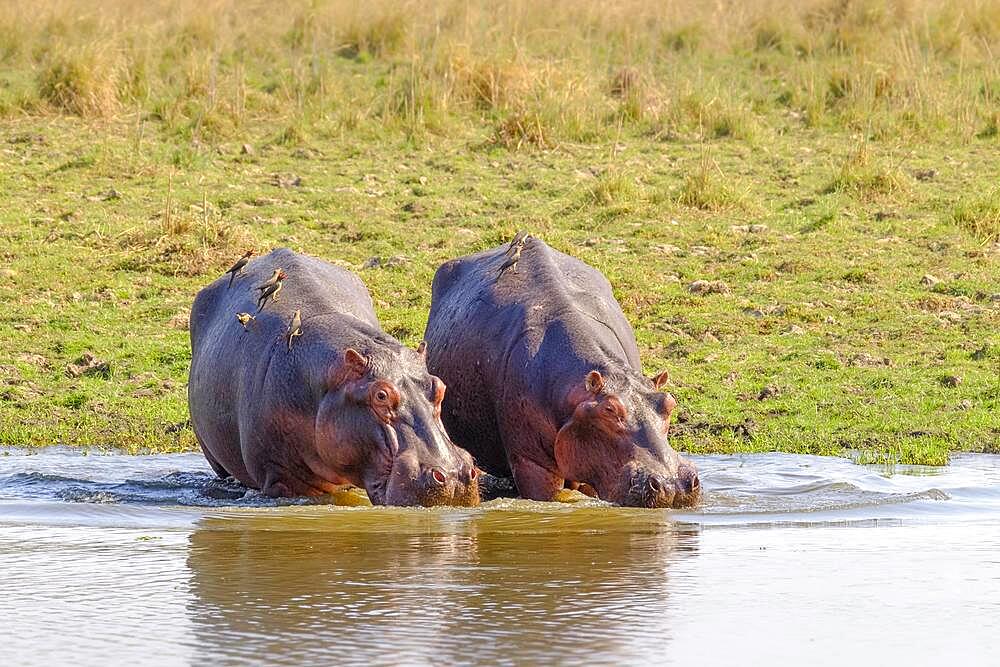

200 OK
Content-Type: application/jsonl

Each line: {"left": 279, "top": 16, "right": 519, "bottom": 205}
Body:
{"left": 423, "top": 237, "right": 700, "bottom": 508}
{"left": 188, "top": 248, "right": 480, "bottom": 506}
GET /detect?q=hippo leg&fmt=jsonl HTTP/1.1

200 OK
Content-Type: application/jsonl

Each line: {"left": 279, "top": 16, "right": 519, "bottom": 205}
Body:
{"left": 509, "top": 456, "right": 564, "bottom": 502}
{"left": 566, "top": 480, "right": 599, "bottom": 498}
{"left": 260, "top": 466, "right": 337, "bottom": 499}
{"left": 261, "top": 476, "right": 293, "bottom": 498}
{"left": 199, "top": 442, "right": 231, "bottom": 479}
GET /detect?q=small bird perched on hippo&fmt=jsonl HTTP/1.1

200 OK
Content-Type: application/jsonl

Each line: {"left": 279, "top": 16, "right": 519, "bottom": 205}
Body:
{"left": 189, "top": 248, "right": 480, "bottom": 507}
{"left": 224, "top": 249, "right": 254, "bottom": 288}
{"left": 424, "top": 234, "right": 700, "bottom": 508}
{"left": 255, "top": 269, "right": 286, "bottom": 312}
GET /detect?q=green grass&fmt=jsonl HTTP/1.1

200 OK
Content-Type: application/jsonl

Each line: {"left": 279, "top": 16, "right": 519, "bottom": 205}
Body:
{"left": 0, "top": 0, "right": 998, "bottom": 463}
{"left": 952, "top": 189, "right": 1000, "bottom": 242}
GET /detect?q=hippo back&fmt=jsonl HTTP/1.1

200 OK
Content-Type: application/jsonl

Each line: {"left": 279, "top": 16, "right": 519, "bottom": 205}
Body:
{"left": 190, "top": 247, "right": 377, "bottom": 349}
{"left": 188, "top": 248, "right": 382, "bottom": 486}
{"left": 425, "top": 238, "right": 642, "bottom": 475}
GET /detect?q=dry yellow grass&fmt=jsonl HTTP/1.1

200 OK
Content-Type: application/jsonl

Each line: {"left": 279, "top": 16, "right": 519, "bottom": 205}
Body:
{"left": 1, "top": 0, "right": 998, "bottom": 141}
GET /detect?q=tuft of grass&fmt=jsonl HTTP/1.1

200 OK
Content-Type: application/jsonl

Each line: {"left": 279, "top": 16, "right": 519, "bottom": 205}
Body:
{"left": 38, "top": 48, "right": 120, "bottom": 117}
{"left": 707, "top": 105, "right": 760, "bottom": 142}
{"left": 492, "top": 110, "right": 553, "bottom": 150}
{"left": 337, "top": 10, "right": 407, "bottom": 59}
{"left": 273, "top": 121, "right": 309, "bottom": 146}
{"left": 587, "top": 172, "right": 641, "bottom": 207}
{"left": 952, "top": 189, "right": 1000, "bottom": 241}
{"left": 824, "top": 143, "right": 907, "bottom": 198}
{"left": 850, "top": 439, "right": 950, "bottom": 467}
{"left": 609, "top": 66, "right": 655, "bottom": 123}
{"left": 449, "top": 54, "right": 532, "bottom": 111}
{"left": 673, "top": 157, "right": 745, "bottom": 211}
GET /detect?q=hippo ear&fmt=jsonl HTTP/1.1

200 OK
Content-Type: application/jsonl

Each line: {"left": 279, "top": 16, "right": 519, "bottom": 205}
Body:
{"left": 416, "top": 340, "right": 427, "bottom": 356}
{"left": 660, "top": 392, "right": 677, "bottom": 419}
{"left": 651, "top": 370, "right": 669, "bottom": 390}
{"left": 343, "top": 348, "right": 368, "bottom": 379}
{"left": 585, "top": 370, "right": 604, "bottom": 395}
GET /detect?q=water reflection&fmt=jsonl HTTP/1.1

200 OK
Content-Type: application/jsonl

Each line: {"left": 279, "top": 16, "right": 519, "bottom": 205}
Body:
{"left": 5, "top": 449, "right": 1000, "bottom": 665}
{"left": 185, "top": 508, "right": 700, "bottom": 665}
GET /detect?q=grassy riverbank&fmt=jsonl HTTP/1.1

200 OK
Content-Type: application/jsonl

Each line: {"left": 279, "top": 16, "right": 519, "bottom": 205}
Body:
{"left": 1, "top": 0, "right": 998, "bottom": 464}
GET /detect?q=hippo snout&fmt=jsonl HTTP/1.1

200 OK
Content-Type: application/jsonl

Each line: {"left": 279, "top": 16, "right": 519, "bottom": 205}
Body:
{"left": 623, "top": 467, "right": 700, "bottom": 509}
{"left": 384, "top": 456, "right": 481, "bottom": 507}
{"left": 416, "top": 464, "right": 481, "bottom": 507}
{"left": 424, "top": 464, "right": 478, "bottom": 489}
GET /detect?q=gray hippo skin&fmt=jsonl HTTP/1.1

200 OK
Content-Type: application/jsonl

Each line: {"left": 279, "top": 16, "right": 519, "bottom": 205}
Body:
{"left": 189, "top": 248, "right": 479, "bottom": 506}
{"left": 424, "top": 238, "right": 700, "bottom": 508}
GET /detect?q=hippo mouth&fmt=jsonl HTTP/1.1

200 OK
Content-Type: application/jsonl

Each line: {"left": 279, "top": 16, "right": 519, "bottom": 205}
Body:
{"left": 366, "top": 479, "right": 388, "bottom": 505}
{"left": 364, "top": 423, "right": 398, "bottom": 506}
{"left": 365, "top": 423, "right": 480, "bottom": 507}
{"left": 618, "top": 470, "right": 700, "bottom": 509}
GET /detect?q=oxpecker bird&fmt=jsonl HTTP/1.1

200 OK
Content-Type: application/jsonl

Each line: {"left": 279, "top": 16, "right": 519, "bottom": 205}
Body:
{"left": 497, "top": 245, "right": 521, "bottom": 279}
{"left": 256, "top": 271, "right": 287, "bottom": 312}
{"left": 225, "top": 250, "right": 254, "bottom": 288}
{"left": 286, "top": 309, "right": 302, "bottom": 351}
{"left": 256, "top": 268, "right": 283, "bottom": 292}
{"left": 236, "top": 312, "right": 255, "bottom": 330}
{"left": 507, "top": 231, "right": 530, "bottom": 255}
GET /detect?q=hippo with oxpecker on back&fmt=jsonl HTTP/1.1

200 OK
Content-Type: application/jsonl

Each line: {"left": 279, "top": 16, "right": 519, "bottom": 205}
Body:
{"left": 188, "top": 248, "right": 480, "bottom": 507}
{"left": 424, "top": 237, "right": 700, "bottom": 508}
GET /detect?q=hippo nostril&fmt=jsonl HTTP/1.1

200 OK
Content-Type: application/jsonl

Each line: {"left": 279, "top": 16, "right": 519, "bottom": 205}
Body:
{"left": 469, "top": 467, "right": 479, "bottom": 481}
{"left": 430, "top": 468, "right": 447, "bottom": 485}
{"left": 647, "top": 476, "right": 663, "bottom": 493}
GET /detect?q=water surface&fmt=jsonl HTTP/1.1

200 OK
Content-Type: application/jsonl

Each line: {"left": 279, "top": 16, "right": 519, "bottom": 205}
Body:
{"left": 2, "top": 447, "right": 998, "bottom": 666}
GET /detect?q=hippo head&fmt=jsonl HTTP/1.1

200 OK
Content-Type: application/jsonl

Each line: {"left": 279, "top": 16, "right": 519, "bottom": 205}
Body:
{"left": 553, "top": 370, "right": 700, "bottom": 508}
{"left": 315, "top": 344, "right": 480, "bottom": 507}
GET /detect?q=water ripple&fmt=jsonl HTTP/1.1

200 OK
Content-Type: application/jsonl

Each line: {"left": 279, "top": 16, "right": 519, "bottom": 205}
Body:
{"left": 2, "top": 448, "right": 999, "bottom": 528}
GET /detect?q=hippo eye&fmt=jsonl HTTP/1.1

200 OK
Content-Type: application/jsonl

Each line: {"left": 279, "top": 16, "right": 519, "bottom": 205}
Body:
{"left": 375, "top": 389, "right": 389, "bottom": 403}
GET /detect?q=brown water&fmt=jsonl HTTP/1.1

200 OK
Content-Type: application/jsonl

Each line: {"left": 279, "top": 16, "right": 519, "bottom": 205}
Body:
{"left": 2, "top": 447, "right": 999, "bottom": 666}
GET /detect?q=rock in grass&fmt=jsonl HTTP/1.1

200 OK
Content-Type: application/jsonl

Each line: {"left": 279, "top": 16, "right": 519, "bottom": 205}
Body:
{"left": 17, "top": 353, "right": 48, "bottom": 367}
{"left": 757, "top": 385, "right": 780, "bottom": 400}
{"left": 920, "top": 274, "right": 941, "bottom": 287}
{"left": 688, "top": 279, "right": 730, "bottom": 295}
{"left": 848, "top": 353, "right": 892, "bottom": 367}
{"left": 654, "top": 243, "right": 682, "bottom": 255}
{"left": 87, "top": 188, "right": 121, "bottom": 202}
{"left": 66, "top": 352, "right": 111, "bottom": 379}
{"left": 958, "top": 399, "right": 973, "bottom": 410}
{"left": 168, "top": 309, "right": 190, "bottom": 330}
{"left": 270, "top": 173, "right": 302, "bottom": 188}
{"left": 939, "top": 375, "right": 962, "bottom": 388}
{"left": 361, "top": 256, "right": 381, "bottom": 270}
{"left": 730, "top": 224, "right": 768, "bottom": 233}
{"left": 971, "top": 345, "right": 991, "bottom": 361}
{"left": 385, "top": 255, "right": 408, "bottom": 268}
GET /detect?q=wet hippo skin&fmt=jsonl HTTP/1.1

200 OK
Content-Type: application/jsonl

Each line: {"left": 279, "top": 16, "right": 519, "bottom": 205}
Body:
{"left": 189, "top": 248, "right": 479, "bottom": 506}
{"left": 424, "top": 237, "right": 700, "bottom": 508}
